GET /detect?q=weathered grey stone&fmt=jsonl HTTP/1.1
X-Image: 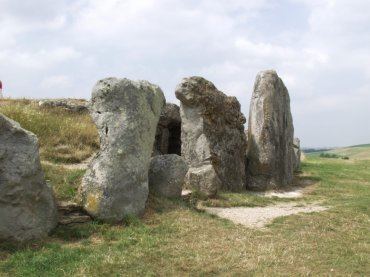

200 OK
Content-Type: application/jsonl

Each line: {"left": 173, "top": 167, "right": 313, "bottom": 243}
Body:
{"left": 246, "top": 70, "right": 294, "bottom": 190}
{"left": 185, "top": 164, "right": 221, "bottom": 197}
{"left": 149, "top": 154, "right": 188, "bottom": 198}
{"left": 175, "top": 77, "right": 247, "bottom": 194}
{"left": 153, "top": 103, "right": 181, "bottom": 156}
{"left": 0, "top": 114, "right": 57, "bottom": 242}
{"left": 293, "top": 138, "right": 301, "bottom": 172}
{"left": 38, "top": 98, "right": 88, "bottom": 113}
{"left": 79, "top": 78, "right": 165, "bottom": 223}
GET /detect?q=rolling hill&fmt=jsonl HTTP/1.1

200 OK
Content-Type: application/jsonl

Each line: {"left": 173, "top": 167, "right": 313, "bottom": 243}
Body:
{"left": 308, "top": 144, "right": 370, "bottom": 160}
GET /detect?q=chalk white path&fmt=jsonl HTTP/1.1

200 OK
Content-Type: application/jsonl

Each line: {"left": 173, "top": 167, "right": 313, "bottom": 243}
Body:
{"left": 203, "top": 203, "right": 328, "bottom": 228}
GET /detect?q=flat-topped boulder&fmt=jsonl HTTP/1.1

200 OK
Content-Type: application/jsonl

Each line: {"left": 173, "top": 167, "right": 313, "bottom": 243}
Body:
{"left": 175, "top": 76, "right": 247, "bottom": 195}
{"left": 0, "top": 114, "right": 57, "bottom": 242}
{"left": 79, "top": 78, "right": 165, "bottom": 223}
{"left": 246, "top": 70, "right": 294, "bottom": 190}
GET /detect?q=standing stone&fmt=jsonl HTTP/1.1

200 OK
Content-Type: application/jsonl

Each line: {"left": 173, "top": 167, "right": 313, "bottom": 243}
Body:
{"left": 0, "top": 114, "right": 57, "bottom": 242}
{"left": 246, "top": 70, "right": 294, "bottom": 190}
{"left": 153, "top": 103, "right": 181, "bottom": 156}
{"left": 79, "top": 78, "right": 165, "bottom": 223}
{"left": 175, "top": 76, "right": 247, "bottom": 195}
{"left": 149, "top": 154, "right": 188, "bottom": 198}
{"left": 293, "top": 138, "right": 301, "bottom": 172}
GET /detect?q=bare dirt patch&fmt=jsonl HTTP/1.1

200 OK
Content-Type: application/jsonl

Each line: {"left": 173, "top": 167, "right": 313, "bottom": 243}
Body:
{"left": 202, "top": 203, "right": 328, "bottom": 228}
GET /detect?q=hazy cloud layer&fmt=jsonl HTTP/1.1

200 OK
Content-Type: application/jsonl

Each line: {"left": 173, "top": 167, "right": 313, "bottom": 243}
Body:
{"left": 1, "top": 0, "right": 369, "bottom": 147}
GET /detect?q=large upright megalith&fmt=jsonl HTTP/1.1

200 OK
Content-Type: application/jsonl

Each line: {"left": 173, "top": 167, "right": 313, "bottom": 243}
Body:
{"left": 0, "top": 114, "right": 57, "bottom": 242}
{"left": 246, "top": 70, "right": 294, "bottom": 190}
{"left": 175, "top": 76, "right": 247, "bottom": 195}
{"left": 79, "top": 78, "right": 165, "bottom": 222}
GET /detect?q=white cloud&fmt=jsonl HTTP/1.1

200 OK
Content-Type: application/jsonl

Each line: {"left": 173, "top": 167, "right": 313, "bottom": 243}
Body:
{"left": 0, "top": 47, "right": 80, "bottom": 69}
{"left": 0, "top": 0, "right": 369, "bottom": 146}
{"left": 40, "top": 75, "right": 71, "bottom": 89}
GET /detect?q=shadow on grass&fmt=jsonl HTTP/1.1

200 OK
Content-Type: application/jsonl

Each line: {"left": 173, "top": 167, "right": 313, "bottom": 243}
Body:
{"left": 0, "top": 195, "right": 191, "bottom": 259}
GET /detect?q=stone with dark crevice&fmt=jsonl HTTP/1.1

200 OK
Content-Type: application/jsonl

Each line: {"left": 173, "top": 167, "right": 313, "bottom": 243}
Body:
{"left": 153, "top": 103, "right": 181, "bottom": 156}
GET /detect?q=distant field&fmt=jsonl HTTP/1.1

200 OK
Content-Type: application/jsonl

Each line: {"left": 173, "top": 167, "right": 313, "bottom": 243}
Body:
{"left": 308, "top": 144, "right": 370, "bottom": 160}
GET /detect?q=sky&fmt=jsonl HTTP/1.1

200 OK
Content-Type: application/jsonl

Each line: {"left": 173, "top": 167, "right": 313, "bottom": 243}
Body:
{"left": 0, "top": 0, "right": 369, "bottom": 147}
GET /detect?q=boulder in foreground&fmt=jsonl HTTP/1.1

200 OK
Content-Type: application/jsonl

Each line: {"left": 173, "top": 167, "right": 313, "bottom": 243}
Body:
{"left": 0, "top": 114, "right": 57, "bottom": 242}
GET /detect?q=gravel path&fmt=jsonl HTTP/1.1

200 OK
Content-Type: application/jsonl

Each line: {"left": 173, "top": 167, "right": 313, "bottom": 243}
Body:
{"left": 203, "top": 203, "right": 328, "bottom": 228}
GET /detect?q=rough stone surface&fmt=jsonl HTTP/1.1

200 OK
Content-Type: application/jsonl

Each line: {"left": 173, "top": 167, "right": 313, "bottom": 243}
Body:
{"left": 38, "top": 98, "right": 88, "bottom": 113}
{"left": 149, "top": 154, "right": 188, "bottom": 198}
{"left": 79, "top": 78, "right": 165, "bottom": 223}
{"left": 293, "top": 138, "right": 301, "bottom": 172}
{"left": 246, "top": 70, "right": 294, "bottom": 190}
{"left": 175, "top": 76, "right": 247, "bottom": 194}
{"left": 57, "top": 201, "right": 92, "bottom": 225}
{"left": 185, "top": 164, "right": 221, "bottom": 197}
{"left": 153, "top": 103, "right": 181, "bottom": 156}
{"left": 0, "top": 114, "right": 57, "bottom": 242}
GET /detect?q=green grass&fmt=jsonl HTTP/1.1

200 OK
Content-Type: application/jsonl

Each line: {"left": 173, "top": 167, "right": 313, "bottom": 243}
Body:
{"left": 201, "top": 191, "right": 297, "bottom": 207}
{"left": 1, "top": 156, "right": 369, "bottom": 276}
{"left": 0, "top": 99, "right": 99, "bottom": 164}
{"left": 42, "top": 163, "right": 85, "bottom": 201}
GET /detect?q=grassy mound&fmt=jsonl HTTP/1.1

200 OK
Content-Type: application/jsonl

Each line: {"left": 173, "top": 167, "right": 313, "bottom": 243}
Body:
{"left": 0, "top": 99, "right": 99, "bottom": 164}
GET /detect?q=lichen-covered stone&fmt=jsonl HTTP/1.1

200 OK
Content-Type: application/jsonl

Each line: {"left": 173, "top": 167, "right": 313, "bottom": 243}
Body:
{"left": 0, "top": 114, "right": 57, "bottom": 242}
{"left": 246, "top": 70, "right": 294, "bottom": 190}
{"left": 79, "top": 78, "right": 165, "bottom": 223}
{"left": 149, "top": 154, "right": 188, "bottom": 198}
{"left": 175, "top": 76, "right": 247, "bottom": 194}
{"left": 153, "top": 103, "right": 181, "bottom": 156}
